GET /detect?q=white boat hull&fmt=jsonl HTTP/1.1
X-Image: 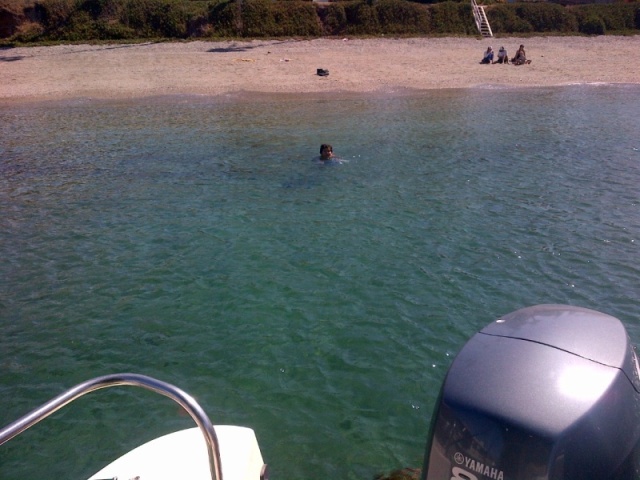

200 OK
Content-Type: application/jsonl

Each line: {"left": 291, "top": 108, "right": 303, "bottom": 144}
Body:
{"left": 87, "top": 425, "right": 266, "bottom": 480}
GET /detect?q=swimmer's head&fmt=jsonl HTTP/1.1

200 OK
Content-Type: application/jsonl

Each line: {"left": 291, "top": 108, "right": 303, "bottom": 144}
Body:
{"left": 320, "top": 144, "right": 334, "bottom": 160}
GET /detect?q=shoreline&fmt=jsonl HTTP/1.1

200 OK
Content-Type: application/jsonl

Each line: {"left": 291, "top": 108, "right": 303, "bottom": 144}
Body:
{"left": 1, "top": 36, "right": 640, "bottom": 103}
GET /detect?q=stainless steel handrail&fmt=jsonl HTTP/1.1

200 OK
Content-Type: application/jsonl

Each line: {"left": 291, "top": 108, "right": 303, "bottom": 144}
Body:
{"left": 0, "top": 373, "right": 223, "bottom": 480}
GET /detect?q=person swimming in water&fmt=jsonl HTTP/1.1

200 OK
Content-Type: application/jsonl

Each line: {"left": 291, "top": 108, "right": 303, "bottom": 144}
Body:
{"left": 314, "top": 144, "right": 346, "bottom": 165}
{"left": 319, "top": 144, "right": 334, "bottom": 160}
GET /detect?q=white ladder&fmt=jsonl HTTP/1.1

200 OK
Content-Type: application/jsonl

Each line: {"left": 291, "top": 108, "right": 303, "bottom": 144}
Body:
{"left": 472, "top": 0, "right": 493, "bottom": 38}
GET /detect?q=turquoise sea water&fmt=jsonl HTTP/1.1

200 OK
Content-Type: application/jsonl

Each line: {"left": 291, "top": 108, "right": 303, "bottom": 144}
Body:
{"left": 1, "top": 85, "right": 640, "bottom": 480}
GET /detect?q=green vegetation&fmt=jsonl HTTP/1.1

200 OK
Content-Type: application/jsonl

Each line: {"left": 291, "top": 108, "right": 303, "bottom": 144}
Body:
{"left": 487, "top": 1, "right": 640, "bottom": 36}
{"left": 1, "top": 0, "right": 639, "bottom": 44}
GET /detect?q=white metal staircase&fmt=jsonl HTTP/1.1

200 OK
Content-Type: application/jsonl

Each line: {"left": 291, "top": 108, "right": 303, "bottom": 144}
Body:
{"left": 472, "top": 0, "right": 493, "bottom": 38}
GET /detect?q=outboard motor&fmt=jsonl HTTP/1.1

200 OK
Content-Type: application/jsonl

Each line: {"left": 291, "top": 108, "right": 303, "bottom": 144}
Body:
{"left": 421, "top": 304, "right": 640, "bottom": 480}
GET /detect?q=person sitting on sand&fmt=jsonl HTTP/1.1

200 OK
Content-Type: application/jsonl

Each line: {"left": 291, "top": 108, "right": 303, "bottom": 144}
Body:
{"left": 512, "top": 45, "right": 532, "bottom": 66}
{"left": 493, "top": 46, "right": 508, "bottom": 64}
{"left": 480, "top": 46, "right": 494, "bottom": 64}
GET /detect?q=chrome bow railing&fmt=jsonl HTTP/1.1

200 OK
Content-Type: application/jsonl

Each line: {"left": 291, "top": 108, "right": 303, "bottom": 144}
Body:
{"left": 0, "top": 373, "right": 223, "bottom": 480}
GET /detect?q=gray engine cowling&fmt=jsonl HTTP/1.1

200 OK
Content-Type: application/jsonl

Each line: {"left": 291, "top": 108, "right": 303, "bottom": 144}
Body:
{"left": 421, "top": 304, "right": 640, "bottom": 480}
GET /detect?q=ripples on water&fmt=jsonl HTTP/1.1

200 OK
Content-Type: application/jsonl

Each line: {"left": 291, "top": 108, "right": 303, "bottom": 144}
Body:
{"left": 1, "top": 85, "right": 640, "bottom": 480}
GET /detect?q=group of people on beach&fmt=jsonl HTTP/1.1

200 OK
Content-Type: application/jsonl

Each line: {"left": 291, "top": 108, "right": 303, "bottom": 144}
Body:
{"left": 480, "top": 44, "right": 532, "bottom": 65}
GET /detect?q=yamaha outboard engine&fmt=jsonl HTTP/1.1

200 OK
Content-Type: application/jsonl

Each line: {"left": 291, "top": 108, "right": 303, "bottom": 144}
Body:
{"left": 421, "top": 304, "right": 640, "bottom": 480}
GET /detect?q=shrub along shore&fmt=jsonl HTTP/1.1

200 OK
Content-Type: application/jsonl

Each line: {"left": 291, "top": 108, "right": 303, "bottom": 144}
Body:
{"left": 1, "top": 0, "right": 639, "bottom": 45}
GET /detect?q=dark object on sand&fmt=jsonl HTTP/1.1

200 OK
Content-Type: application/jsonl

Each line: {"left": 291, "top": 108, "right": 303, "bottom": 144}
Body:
{"left": 317, "top": 68, "right": 329, "bottom": 76}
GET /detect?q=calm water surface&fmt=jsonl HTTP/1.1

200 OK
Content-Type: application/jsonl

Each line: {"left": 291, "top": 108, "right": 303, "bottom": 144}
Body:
{"left": 1, "top": 85, "right": 640, "bottom": 480}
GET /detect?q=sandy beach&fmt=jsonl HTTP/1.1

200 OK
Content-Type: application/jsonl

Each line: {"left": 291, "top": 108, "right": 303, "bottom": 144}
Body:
{"left": 1, "top": 36, "right": 639, "bottom": 102}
